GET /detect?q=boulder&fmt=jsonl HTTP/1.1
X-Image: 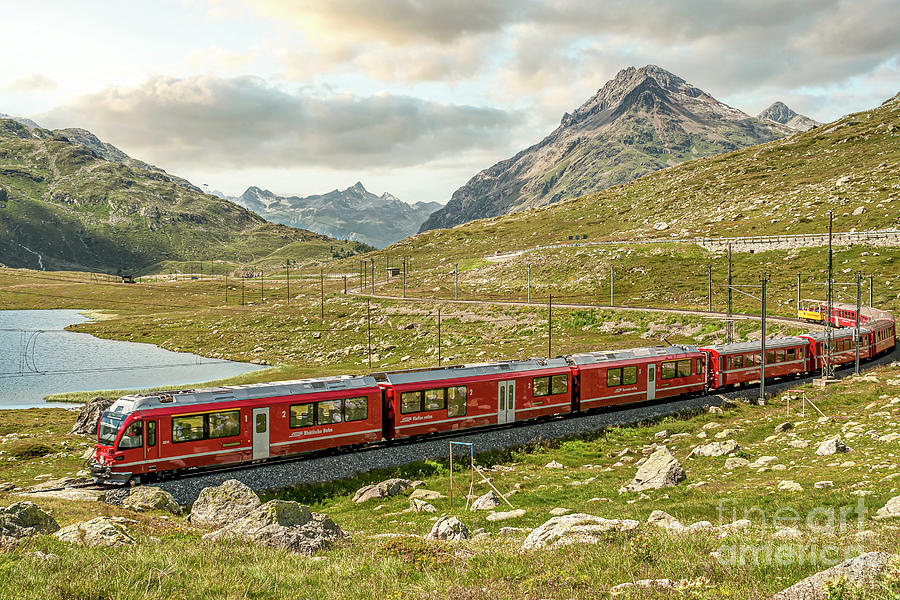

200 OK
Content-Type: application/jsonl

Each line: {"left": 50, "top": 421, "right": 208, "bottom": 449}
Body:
{"left": 425, "top": 516, "right": 469, "bottom": 540}
{"left": 724, "top": 457, "right": 750, "bottom": 469}
{"left": 544, "top": 460, "right": 564, "bottom": 469}
{"left": 470, "top": 491, "right": 502, "bottom": 511}
{"left": 772, "top": 552, "right": 895, "bottom": 600}
{"left": 749, "top": 455, "right": 778, "bottom": 468}
{"left": 688, "top": 440, "right": 740, "bottom": 458}
{"left": 203, "top": 500, "right": 347, "bottom": 555}
{"left": 409, "top": 489, "right": 444, "bottom": 501}
{"left": 522, "top": 514, "right": 639, "bottom": 550}
{"left": 69, "top": 396, "right": 114, "bottom": 436}
{"left": 409, "top": 498, "right": 436, "bottom": 513}
{"left": 774, "top": 422, "right": 794, "bottom": 433}
{"left": 778, "top": 480, "right": 803, "bottom": 493}
{"left": 486, "top": 509, "right": 526, "bottom": 522}
{"left": 189, "top": 479, "right": 261, "bottom": 529}
{"left": 647, "top": 510, "right": 683, "bottom": 532}
{"left": 54, "top": 517, "right": 135, "bottom": 547}
{"left": 814, "top": 481, "right": 834, "bottom": 489}
{"left": 352, "top": 478, "right": 413, "bottom": 503}
{"left": 0, "top": 502, "right": 59, "bottom": 544}
{"left": 123, "top": 486, "right": 182, "bottom": 515}
{"left": 815, "top": 436, "right": 851, "bottom": 456}
{"left": 875, "top": 495, "right": 900, "bottom": 520}
{"left": 548, "top": 507, "right": 570, "bottom": 516}
{"left": 624, "top": 446, "right": 685, "bottom": 492}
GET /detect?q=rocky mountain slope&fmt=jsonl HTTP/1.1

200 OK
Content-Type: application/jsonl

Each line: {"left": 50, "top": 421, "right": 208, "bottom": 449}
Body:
{"left": 231, "top": 182, "right": 441, "bottom": 248}
{"left": 0, "top": 118, "right": 364, "bottom": 272}
{"left": 758, "top": 101, "right": 821, "bottom": 132}
{"left": 420, "top": 65, "right": 791, "bottom": 232}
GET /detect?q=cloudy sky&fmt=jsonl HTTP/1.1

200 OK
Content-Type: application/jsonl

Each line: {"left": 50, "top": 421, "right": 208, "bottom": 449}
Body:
{"left": 2, "top": 0, "right": 898, "bottom": 204}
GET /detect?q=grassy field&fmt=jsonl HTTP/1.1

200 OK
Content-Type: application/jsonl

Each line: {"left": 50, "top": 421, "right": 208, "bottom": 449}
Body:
{"left": 1, "top": 264, "right": 813, "bottom": 406}
{"left": 1, "top": 362, "right": 899, "bottom": 598}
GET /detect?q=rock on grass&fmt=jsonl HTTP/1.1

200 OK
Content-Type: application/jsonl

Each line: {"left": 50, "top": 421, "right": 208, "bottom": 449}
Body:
{"left": 189, "top": 479, "right": 261, "bottom": 529}
{"left": 624, "top": 446, "right": 685, "bottom": 492}
{"left": 772, "top": 552, "right": 896, "bottom": 600}
{"left": 522, "top": 514, "right": 639, "bottom": 550}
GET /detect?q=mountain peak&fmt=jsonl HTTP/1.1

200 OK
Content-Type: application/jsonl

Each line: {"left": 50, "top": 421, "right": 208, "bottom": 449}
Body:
{"left": 757, "top": 101, "right": 820, "bottom": 132}
{"left": 347, "top": 181, "right": 368, "bottom": 194}
{"left": 561, "top": 65, "right": 711, "bottom": 127}
{"left": 758, "top": 102, "right": 798, "bottom": 124}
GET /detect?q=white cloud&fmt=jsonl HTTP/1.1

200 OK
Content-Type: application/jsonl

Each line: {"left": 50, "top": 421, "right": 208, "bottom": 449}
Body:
{"left": 37, "top": 75, "right": 522, "bottom": 170}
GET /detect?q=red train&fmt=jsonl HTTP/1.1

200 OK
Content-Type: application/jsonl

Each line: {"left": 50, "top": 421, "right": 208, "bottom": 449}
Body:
{"left": 90, "top": 308, "right": 896, "bottom": 485}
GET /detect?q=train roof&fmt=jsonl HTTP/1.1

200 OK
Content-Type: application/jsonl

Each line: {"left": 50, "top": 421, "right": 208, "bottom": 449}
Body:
{"left": 699, "top": 336, "right": 809, "bottom": 354}
{"left": 374, "top": 357, "right": 570, "bottom": 385}
{"left": 802, "top": 326, "right": 871, "bottom": 342}
{"left": 106, "top": 375, "right": 379, "bottom": 415}
{"left": 568, "top": 345, "right": 698, "bottom": 366}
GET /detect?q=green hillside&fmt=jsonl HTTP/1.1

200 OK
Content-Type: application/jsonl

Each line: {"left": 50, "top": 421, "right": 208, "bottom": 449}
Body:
{"left": 0, "top": 119, "right": 368, "bottom": 273}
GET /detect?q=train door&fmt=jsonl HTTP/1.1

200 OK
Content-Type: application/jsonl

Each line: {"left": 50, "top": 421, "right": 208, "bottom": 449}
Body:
{"left": 498, "top": 380, "right": 515, "bottom": 424}
{"left": 647, "top": 364, "right": 656, "bottom": 401}
{"left": 252, "top": 407, "right": 270, "bottom": 460}
{"left": 144, "top": 420, "right": 158, "bottom": 471}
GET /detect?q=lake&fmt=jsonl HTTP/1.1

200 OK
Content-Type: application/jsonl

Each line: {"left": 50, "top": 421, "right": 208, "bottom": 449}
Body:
{"left": 0, "top": 310, "right": 266, "bottom": 409}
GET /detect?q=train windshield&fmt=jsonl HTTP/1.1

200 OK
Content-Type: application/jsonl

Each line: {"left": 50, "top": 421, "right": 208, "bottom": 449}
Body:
{"left": 98, "top": 412, "right": 125, "bottom": 446}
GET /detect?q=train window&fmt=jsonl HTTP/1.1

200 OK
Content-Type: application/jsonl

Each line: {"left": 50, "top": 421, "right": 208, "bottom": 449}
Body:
{"left": 661, "top": 361, "right": 677, "bottom": 380}
{"left": 733, "top": 355, "right": 743, "bottom": 369}
{"left": 344, "top": 397, "right": 368, "bottom": 422}
{"left": 290, "top": 404, "right": 315, "bottom": 428}
{"left": 172, "top": 415, "right": 205, "bottom": 443}
{"left": 401, "top": 391, "right": 422, "bottom": 414}
{"left": 696, "top": 359, "right": 702, "bottom": 375}
{"left": 447, "top": 386, "right": 467, "bottom": 417}
{"left": 533, "top": 377, "right": 550, "bottom": 397}
{"left": 255, "top": 413, "right": 266, "bottom": 434}
{"left": 318, "top": 400, "right": 342, "bottom": 424}
{"left": 776, "top": 350, "right": 785, "bottom": 362}
{"left": 623, "top": 366, "right": 638, "bottom": 385}
{"left": 551, "top": 375, "right": 568, "bottom": 394}
{"left": 607, "top": 368, "right": 621, "bottom": 387}
{"left": 118, "top": 421, "right": 143, "bottom": 450}
{"left": 677, "top": 359, "right": 692, "bottom": 378}
{"left": 147, "top": 421, "right": 156, "bottom": 447}
{"left": 787, "top": 348, "right": 796, "bottom": 361}
{"left": 719, "top": 357, "right": 725, "bottom": 371}
{"left": 766, "top": 350, "right": 776, "bottom": 364}
{"left": 424, "top": 388, "right": 446, "bottom": 411}
{"left": 209, "top": 410, "right": 240, "bottom": 439}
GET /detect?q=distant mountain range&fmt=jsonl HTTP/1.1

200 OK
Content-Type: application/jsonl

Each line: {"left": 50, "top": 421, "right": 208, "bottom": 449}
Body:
{"left": 229, "top": 183, "right": 441, "bottom": 248}
{"left": 420, "top": 65, "right": 795, "bottom": 232}
{"left": 0, "top": 118, "right": 367, "bottom": 272}
{"left": 757, "top": 101, "right": 821, "bottom": 132}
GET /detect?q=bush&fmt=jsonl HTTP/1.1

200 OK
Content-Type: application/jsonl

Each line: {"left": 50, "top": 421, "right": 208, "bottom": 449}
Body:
{"left": 9, "top": 441, "right": 54, "bottom": 460}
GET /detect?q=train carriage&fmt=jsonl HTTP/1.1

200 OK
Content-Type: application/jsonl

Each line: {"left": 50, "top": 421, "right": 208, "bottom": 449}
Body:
{"left": 91, "top": 376, "right": 383, "bottom": 484}
{"left": 700, "top": 337, "right": 809, "bottom": 389}
{"left": 570, "top": 346, "right": 706, "bottom": 409}
{"left": 798, "top": 328, "right": 873, "bottom": 372}
{"left": 868, "top": 319, "right": 897, "bottom": 355}
{"left": 377, "top": 358, "right": 573, "bottom": 439}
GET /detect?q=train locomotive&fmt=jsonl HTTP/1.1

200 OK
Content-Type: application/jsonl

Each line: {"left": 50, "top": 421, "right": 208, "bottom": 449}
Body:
{"left": 90, "top": 302, "right": 895, "bottom": 485}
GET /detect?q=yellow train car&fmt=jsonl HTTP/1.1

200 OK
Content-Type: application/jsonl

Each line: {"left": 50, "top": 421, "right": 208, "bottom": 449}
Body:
{"left": 798, "top": 299, "right": 824, "bottom": 322}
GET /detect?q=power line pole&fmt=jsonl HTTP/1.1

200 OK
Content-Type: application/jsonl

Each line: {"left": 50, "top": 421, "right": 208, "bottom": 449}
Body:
{"left": 708, "top": 263, "right": 712, "bottom": 312}
{"left": 868, "top": 274, "right": 873, "bottom": 306}
{"left": 225, "top": 273, "right": 228, "bottom": 303}
{"left": 759, "top": 273, "right": 768, "bottom": 405}
{"left": 454, "top": 263, "right": 459, "bottom": 300}
{"left": 609, "top": 265, "right": 614, "bottom": 307}
{"left": 343, "top": 275, "right": 347, "bottom": 294}
{"left": 437, "top": 307, "right": 442, "bottom": 365}
{"left": 320, "top": 268, "right": 325, "bottom": 321}
{"left": 366, "top": 298, "right": 372, "bottom": 369}
{"left": 855, "top": 272, "right": 861, "bottom": 375}
{"left": 286, "top": 262, "right": 290, "bottom": 304}
{"left": 726, "top": 243, "right": 733, "bottom": 344}
{"left": 823, "top": 211, "right": 835, "bottom": 380}
{"left": 796, "top": 272, "right": 801, "bottom": 310}
{"left": 548, "top": 293, "right": 553, "bottom": 358}
{"left": 402, "top": 257, "right": 407, "bottom": 299}
{"left": 527, "top": 264, "right": 531, "bottom": 304}
{"left": 260, "top": 271, "right": 264, "bottom": 303}
{"left": 370, "top": 258, "right": 375, "bottom": 295}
